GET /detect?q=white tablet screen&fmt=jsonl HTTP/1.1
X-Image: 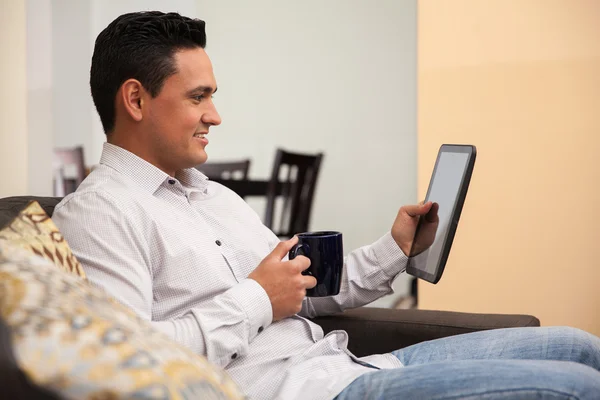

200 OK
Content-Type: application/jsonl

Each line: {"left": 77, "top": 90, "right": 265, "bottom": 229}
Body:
{"left": 412, "top": 151, "right": 470, "bottom": 274}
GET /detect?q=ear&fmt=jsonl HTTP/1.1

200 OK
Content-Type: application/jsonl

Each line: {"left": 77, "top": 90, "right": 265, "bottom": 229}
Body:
{"left": 119, "top": 79, "right": 146, "bottom": 123}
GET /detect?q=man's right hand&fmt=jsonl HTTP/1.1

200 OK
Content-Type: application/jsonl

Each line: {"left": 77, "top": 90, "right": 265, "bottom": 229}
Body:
{"left": 248, "top": 236, "right": 317, "bottom": 321}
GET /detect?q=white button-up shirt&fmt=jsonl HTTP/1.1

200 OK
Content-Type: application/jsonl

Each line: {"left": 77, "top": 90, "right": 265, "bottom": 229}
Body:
{"left": 53, "top": 143, "right": 406, "bottom": 400}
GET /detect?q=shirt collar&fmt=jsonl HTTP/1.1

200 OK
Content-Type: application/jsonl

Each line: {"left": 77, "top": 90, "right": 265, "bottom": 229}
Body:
{"left": 99, "top": 142, "right": 209, "bottom": 194}
{"left": 175, "top": 168, "right": 210, "bottom": 192}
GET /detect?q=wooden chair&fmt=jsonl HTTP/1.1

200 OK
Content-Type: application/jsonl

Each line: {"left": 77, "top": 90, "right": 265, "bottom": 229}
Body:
{"left": 195, "top": 159, "right": 251, "bottom": 180}
{"left": 53, "top": 146, "right": 86, "bottom": 196}
{"left": 265, "top": 148, "right": 324, "bottom": 238}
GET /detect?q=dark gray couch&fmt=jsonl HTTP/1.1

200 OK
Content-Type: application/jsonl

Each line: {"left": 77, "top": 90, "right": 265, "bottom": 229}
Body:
{"left": 0, "top": 196, "right": 540, "bottom": 359}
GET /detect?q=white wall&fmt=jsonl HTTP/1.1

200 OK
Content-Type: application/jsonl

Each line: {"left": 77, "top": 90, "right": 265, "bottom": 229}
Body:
{"left": 27, "top": 0, "right": 54, "bottom": 195}
{"left": 197, "top": 0, "right": 417, "bottom": 306}
{"left": 0, "top": 0, "right": 28, "bottom": 197}
{"left": 43, "top": 0, "right": 199, "bottom": 172}
{"left": 52, "top": 0, "right": 95, "bottom": 166}
{"left": 42, "top": 0, "right": 417, "bottom": 305}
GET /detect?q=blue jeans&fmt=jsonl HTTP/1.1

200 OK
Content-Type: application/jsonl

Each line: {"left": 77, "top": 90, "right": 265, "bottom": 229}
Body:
{"left": 335, "top": 327, "right": 600, "bottom": 399}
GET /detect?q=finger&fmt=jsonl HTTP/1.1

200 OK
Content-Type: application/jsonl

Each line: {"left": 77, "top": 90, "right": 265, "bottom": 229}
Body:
{"left": 303, "top": 276, "right": 317, "bottom": 289}
{"left": 289, "top": 255, "right": 311, "bottom": 272}
{"left": 403, "top": 202, "right": 433, "bottom": 217}
{"left": 269, "top": 236, "right": 299, "bottom": 260}
{"left": 425, "top": 202, "right": 439, "bottom": 223}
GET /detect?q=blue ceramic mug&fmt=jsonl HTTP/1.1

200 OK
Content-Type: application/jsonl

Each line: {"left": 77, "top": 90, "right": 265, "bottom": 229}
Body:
{"left": 289, "top": 231, "right": 343, "bottom": 297}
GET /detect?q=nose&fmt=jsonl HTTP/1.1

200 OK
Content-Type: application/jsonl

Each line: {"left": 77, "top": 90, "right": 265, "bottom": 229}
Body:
{"left": 202, "top": 102, "right": 222, "bottom": 126}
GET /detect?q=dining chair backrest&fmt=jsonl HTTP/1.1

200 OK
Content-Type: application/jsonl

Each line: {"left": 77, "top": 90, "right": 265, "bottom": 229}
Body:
{"left": 53, "top": 146, "right": 86, "bottom": 196}
{"left": 265, "top": 148, "right": 324, "bottom": 238}
{"left": 195, "top": 159, "right": 251, "bottom": 180}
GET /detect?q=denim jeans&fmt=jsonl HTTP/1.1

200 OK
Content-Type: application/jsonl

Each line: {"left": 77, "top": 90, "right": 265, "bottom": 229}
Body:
{"left": 335, "top": 327, "right": 600, "bottom": 399}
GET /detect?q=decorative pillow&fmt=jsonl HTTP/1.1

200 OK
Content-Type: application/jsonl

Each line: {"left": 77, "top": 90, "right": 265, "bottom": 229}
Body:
{"left": 0, "top": 201, "right": 86, "bottom": 278}
{"left": 0, "top": 242, "right": 244, "bottom": 400}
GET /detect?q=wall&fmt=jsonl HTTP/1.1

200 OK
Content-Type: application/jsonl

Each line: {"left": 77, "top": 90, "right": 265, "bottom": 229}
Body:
{"left": 46, "top": 0, "right": 418, "bottom": 305}
{"left": 417, "top": 0, "right": 600, "bottom": 335}
{"left": 4, "top": 1, "right": 417, "bottom": 305}
{"left": 197, "top": 0, "right": 418, "bottom": 305}
{"left": 27, "top": 0, "right": 54, "bottom": 195}
{"left": 51, "top": 0, "right": 95, "bottom": 166}
{"left": 0, "top": 0, "right": 28, "bottom": 197}
{"left": 28, "top": 0, "right": 199, "bottom": 185}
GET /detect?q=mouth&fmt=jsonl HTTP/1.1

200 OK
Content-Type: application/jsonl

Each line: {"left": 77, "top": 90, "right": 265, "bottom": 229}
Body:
{"left": 192, "top": 132, "right": 209, "bottom": 147}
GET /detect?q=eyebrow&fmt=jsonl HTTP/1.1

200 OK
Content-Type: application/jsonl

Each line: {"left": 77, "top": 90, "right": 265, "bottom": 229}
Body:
{"left": 187, "top": 85, "right": 218, "bottom": 96}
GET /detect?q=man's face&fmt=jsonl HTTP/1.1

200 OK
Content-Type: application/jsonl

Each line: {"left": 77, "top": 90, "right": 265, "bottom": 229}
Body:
{"left": 142, "top": 47, "right": 221, "bottom": 176}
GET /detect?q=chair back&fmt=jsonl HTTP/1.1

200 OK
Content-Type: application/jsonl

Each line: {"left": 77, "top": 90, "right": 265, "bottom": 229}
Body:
{"left": 265, "top": 149, "right": 324, "bottom": 238}
{"left": 196, "top": 160, "right": 251, "bottom": 180}
{"left": 53, "top": 146, "right": 86, "bottom": 196}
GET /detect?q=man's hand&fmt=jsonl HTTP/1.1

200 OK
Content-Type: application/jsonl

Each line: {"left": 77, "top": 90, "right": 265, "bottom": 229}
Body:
{"left": 248, "top": 236, "right": 317, "bottom": 321}
{"left": 391, "top": 201, "right": 440, "bottom": 256}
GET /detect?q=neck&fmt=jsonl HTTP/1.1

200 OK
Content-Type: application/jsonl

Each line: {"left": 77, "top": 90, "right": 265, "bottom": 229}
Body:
{"left": 107, "top": 130, "right": 176, "bottom": 177}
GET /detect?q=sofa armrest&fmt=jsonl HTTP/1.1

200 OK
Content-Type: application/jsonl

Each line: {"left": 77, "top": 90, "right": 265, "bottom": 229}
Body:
{"left": 310, "top": 307, "right": 540, "bottom": 357}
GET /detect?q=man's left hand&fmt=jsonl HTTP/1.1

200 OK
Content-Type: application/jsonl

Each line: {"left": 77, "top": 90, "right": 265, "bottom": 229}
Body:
{"left": 391, "top": 201, "right": 439, "bottom": 256}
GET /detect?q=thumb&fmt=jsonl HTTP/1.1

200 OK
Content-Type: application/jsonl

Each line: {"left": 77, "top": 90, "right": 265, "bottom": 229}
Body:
{"left": 403, "top": 202, "right": 433, "bottom": 218}
{"left": 425, "top": 202, "right": 439, "bottom": 222}
{"left": 269, "top": 235, "right": 299, "bottom": 260}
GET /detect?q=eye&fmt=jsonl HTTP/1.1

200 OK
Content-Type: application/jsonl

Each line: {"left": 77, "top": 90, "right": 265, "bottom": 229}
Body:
{"left": 193, "top": 94, "right": 214, "bottom": 102}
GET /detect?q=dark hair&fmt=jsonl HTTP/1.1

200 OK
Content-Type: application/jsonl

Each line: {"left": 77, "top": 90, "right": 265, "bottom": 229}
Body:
{"left": 90, "top": 11, "right": 206, "bottom": 133}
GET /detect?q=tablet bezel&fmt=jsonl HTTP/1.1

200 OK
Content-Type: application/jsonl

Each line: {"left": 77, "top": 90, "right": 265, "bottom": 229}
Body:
{"left": 406, "top": 144, "right": 476, "bottom": 284}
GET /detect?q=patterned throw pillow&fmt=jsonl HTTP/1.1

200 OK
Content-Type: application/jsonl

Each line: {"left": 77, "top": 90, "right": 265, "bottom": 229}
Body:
{"left": 0, "top": 201, "right": 85, "bottom": 278}
{"left": 0, "top": 242, "right": 244, "bottom": 400}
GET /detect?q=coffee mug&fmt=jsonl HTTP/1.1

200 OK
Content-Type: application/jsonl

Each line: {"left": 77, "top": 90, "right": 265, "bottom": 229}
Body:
{"left": 289, "top": 231, "right": 343, "bottom": 297}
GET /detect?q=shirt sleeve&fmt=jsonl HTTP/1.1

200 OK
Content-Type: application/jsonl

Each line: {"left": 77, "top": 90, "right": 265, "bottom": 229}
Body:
{"left": 52, "top": 191, "right": 272, "bottom": 368}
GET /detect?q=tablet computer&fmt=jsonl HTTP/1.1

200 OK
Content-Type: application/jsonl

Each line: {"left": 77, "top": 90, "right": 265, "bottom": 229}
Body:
{"left": 406, "top": 144, "right": 476, "bottom": 284}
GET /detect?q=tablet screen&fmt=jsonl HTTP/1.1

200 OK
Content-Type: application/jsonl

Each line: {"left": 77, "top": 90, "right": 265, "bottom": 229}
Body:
{"left": 411, "top": 150, "right": 471, "bottom": 275}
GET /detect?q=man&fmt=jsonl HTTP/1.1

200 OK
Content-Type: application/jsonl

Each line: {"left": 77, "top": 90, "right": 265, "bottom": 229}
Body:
{"left": 53, "top": 11, "right": 600, "bottom": 400}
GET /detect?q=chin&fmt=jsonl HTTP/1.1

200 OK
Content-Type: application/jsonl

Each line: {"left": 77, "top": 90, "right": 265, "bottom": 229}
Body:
{"left": 192, "top": 151, "right": 208, "bottom": 166}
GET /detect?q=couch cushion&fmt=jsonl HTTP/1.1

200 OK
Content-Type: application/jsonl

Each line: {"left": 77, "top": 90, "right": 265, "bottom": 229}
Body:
{"left": 0, "top": 316, "right": 62, "bottom": 399}
{"left": 0, "top": 242, "right": 244, "bottom": 400}
{"left": 0, "top": 196, "right": 62, "bottom": 229}
{"left": 0, "top": 201, "right": 85, "bottom": 278}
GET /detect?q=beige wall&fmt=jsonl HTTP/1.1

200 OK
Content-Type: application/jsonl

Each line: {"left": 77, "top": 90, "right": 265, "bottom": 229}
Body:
{"left": 0, "top": 0, "right": 28, "bottom": 196}
{"left": 418, "top": 0, "right": 600, "bottom": 335}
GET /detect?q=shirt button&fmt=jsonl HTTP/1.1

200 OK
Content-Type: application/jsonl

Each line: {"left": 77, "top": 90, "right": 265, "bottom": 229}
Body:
{"left": 215, "top": 239, "right": 222, "bottom": 246}
{"left": 168, "top": 179, "right": 176, "bottom": 185}
{"left": 258, "top": 326, "right": 264, "bottom": 333}
{"left": 231, "top": 353, "right": 238, "bottom": 360}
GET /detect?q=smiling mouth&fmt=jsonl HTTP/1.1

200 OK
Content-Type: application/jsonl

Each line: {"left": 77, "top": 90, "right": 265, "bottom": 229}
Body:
{"left": 193, "top": 133, "right": 207, "bottom": 138}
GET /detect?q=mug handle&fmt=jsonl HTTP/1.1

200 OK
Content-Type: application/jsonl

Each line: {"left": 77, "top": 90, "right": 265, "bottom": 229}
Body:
{"left": 289, "top": 243, "right": 310, "bottom": 259}
{"left": 289, "top": 243, "right": 312, "bottom": 276}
